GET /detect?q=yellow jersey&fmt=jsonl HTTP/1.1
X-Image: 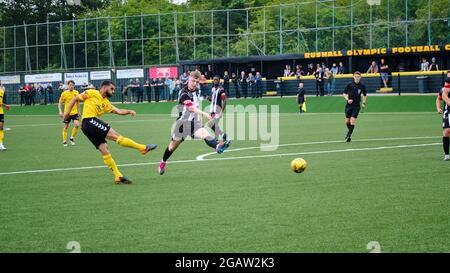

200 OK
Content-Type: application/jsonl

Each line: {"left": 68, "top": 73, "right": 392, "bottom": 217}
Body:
{"left": 0, "top": 87, "right": 5, "bottom": 115}
{"left": 78, "top": 89, "right": 114, "bottom": 119}
{"left": 60, "top": 90, "right": 80, "bottom": 116}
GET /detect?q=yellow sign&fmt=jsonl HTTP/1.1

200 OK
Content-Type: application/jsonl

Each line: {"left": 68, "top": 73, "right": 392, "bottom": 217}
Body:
{"left": 303, "top": 44, "right": 449, "bottom": 59}
{"left": 392, "top": 45, "right": 441, "bottom": 54}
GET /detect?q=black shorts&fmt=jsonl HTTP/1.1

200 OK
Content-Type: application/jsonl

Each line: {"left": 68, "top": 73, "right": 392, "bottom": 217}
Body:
{"left": 172, "top": 120, "right": 203, "bottom": 141}
{"left": 81, "top": 118, "right": 111, "bottom": 149}
{"left": 345, "top": 106, "right": 361, "bottom": 119}
{"left": 63, "top": 114, "right": 79, "bottom": 124}
{"left": 0, "top": 114, "right": 4, "bottom": 123}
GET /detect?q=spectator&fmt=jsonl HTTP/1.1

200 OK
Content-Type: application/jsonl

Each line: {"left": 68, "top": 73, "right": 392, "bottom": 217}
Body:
{"left": 158, "top": 78, "right": 165, "bottom": 101}
{"left": 255, "top": 72, "right": 263, "bottom": 98}
{"left": 128, "top": 79, "right": 135, "bottom": 103}
{"left": 429, "top": 57, "right": 439, "bottom": 71}
{"left": 295, "top": 65, "right": 305, "bottom": 77}
{"left": 180, "top": 72, "right": 189, "bottom": 87}
{"left": 324, "top": 68, "right": 335, "bottom": 96}
{"left": 297, "top": 82, "right": 306, "bottom": 114}
{"left": 164, "top": 77, "right": 173, "bottom": 101}
{"left": 205, "top": 65, "right": 213, "bottom": 80}
{"left": 144, "top": 80, "right": 152, "bottom": 103}
{"left": 330, "top": 63, "right": 339, "bottom": 76}
{"left": 283, "top": 65, "right": 294, "bottom": 77}
{"left": 367, "top": 61, "right": 379, "bottom": 74}
{"left": 247, "top": 73, "right": 256, "bottom": 98}
{"left": 223, "top": 71, "right": 230, "bottom": 96}
{"left": 120, "top": 85, "right": 125, "bottom": 103}
{"left": 46, "top": 84, "right": 54, "bottom": 104}
{"left": 420, "top": 58, "right": 429, "bottom": 71}
{"left": 239, "top": 71, "right": 248, "bottom": 98}
{"left": 199, "top": 74, "right": 208, "bottom": 97}
{"left": 321, "top": 63, "right": 327, "bottom": 76}
{"left": 338, "top": 61, "right": 345, "bottom": 74}
{"left": 314, "top": 65, "right": 324, "bottom": 96}
{"left": 18, "top": 85, "right": 26, "bottom": 106}
{"left": 136, "top": 79, "right": 143, "bottom": 103}
{"left": 30, "top": 84, "right": 37, "bottom": 105}
{"left": 232, "top": 72, "right": 240, "bottom": 98}
{"left": 25, "top": 83, "right": 31, "bottom": 105}
{"left": 151, "top": 78, "right": 159, "bottom": 102}
{"left": 121, "top": 84, "right": 130, "bottom": 103}
{"left": 380, "top": 58, "right": 389, "bottom": 88}
{"left": 38, "top": 84, "right": 45, "bottom": 105}
{"left": 306, "top": 63, "right": 315, "bottom": 76}
{"left": 172, "top": 79, "right": 181, "bottom": 101}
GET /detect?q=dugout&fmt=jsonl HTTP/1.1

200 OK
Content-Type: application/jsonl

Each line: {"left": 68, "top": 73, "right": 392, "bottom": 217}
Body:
{"left": 180, "top": 44, "right": 450, "bottom": 81}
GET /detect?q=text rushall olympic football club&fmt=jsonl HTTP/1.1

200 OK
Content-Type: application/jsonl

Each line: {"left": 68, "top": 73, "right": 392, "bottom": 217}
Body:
{"left": 175, "top": 257, "right": 275, "bottom": 271}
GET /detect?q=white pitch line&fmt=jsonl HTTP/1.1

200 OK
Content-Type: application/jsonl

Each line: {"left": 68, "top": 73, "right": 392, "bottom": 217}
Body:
{"left": 196, "top": 136, "right": 441, "bottom": 160}
{"left": 5, "top": 112, "right": 439, "bottom": 128}
{"left": 0, "top": 142, "right": 440, "bottom": 176}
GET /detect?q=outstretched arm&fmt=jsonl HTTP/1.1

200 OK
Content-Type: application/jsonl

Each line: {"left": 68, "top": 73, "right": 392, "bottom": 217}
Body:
{"left": 111, "top": 106, "right": 136, "bottom": 117}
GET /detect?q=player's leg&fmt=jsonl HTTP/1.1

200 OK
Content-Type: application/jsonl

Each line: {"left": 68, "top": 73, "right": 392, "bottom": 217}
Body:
{"left": 106, "top": 127, "right": 157, "bottom": 155}
{"left": 194, "top": 127, "right": 231, "bottom": 154}
{"left": 98, "top": 143, "right": 131, "bottom": 184}
{"left": 159, "top": 139, "right": 183, "bottom": 175}
{"left": 443, "top": 128, "right": 450, "bottom": 161}
{"left": 62, "top": 122, "right": 69, "bottom": 146}
{"left": 0, "top": 119, "right": 5, "bottom": 151}
{"left": 70, "top": 118, "right": 80, "bottom": 145}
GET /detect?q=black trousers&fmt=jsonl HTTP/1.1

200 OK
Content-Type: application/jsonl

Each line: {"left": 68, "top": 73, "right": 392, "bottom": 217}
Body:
{"left": 242, "top": 84, "right": 248, "bottom": 98}
{"left": 155, "top": 87, "right": 160, "bottom": 102}
{"left": 234, "top": 84, "right": 240, "bottom": 98}
{"left": 137, "top": 92, "right": 143, "bottom": 103}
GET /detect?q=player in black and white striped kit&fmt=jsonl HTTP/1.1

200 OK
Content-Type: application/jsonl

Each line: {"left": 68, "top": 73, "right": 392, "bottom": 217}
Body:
{"left": 158, "top": 71, "right": 232, "bottom": 175}
{"left": 207, "top": 75, "right": 228, "bottom": 141}
{"left": 437, "top": 77, "right": 450, "bottom": 161}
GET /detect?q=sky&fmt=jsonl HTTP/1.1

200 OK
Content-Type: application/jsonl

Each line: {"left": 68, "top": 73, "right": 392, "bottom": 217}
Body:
{"left": 171, "top": 0, "right": 188, "bottom": 4}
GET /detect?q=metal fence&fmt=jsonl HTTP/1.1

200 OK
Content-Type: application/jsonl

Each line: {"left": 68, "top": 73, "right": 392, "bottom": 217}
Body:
{"left": 0, "top": 0, "right": 449, "bottom": 74}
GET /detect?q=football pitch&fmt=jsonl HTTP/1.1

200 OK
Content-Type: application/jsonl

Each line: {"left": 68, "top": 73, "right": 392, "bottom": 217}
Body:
{"left": 0, "top": 95, "right": 448, "bottom": 253}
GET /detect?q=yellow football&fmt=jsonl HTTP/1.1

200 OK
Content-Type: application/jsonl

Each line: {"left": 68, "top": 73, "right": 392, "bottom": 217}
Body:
{"left": 291, "top": 158, "right": 307, "bottom": 173}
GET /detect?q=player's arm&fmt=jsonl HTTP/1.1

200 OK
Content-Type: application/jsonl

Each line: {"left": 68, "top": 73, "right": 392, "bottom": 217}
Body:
{"left": 442, "top": 89, "right": 450, "bottom": 109}
{"left": 343, "top": 85, "right": 352, "bottom": 104}
{"left": 111, "top": 106, "right": 136, "bottom": 117}
{"left": 63, "top": 96, "right": 80, "bottom": 120}
{"left": 58, "top": 95, "right": 64, "bottom": 117}
{"left": 184, "top": 100, "right": 212, "bottom": 120}
{"left": 361, "top": 86, "right": 367, "bottom": 109}
{"left": 221, "top": 91, "right": 227, "bottom": 112}
{"left": 436, "top": 93, "right": 443, "bottom": 114}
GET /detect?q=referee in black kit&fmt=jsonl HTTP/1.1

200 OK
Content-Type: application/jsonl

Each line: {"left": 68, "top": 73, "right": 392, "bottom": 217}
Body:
{"left": 343, "top": 71, "right": 367, "bottom": 142}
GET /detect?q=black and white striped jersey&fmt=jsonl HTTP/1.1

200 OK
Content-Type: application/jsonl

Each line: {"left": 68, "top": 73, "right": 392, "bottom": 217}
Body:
{"left": 177, "top": 87, "right": 201, "bottom": 122}
{"left": 209, "top": 86, "right": 226, "bottom": 114}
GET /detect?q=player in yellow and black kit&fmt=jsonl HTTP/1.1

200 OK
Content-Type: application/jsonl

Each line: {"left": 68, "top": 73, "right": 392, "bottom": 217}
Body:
{"left": 0, "top": 82, "right": 11, "bottom": 151}
{"left": 64, "top": 80, "right": 157, "bottom": 184}
{"left": 58, "top": 80, "right": 80, "bottom": 146}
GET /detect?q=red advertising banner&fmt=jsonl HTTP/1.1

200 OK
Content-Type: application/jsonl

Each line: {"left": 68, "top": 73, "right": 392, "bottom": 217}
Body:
{"left": 149, "top": 67, "right": 179, "bottom": 79}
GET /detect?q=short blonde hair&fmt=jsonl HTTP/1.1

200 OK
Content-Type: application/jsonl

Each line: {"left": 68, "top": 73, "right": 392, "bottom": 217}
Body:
{"left": 190, "top": 70, "right": 201, "bottom": 80}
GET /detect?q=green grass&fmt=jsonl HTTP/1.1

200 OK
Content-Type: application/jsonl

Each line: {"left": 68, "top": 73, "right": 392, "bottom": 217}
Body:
{"left": 0, "top": 96, "right": 448, "bottom": 253}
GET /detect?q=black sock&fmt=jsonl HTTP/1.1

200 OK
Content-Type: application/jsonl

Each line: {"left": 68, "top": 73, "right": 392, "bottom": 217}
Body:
{"left": 443, "top": 137, "right": 449, "bottom": 155}
{"left": 346, "top": 123, "right": 351, "bottom": 130}
{"left": 204, "top": 136, "right": 218, "bottom": 149}
{"left": 162, "top": 147, "right": 173, "bottom": 162}
{"left": 348, "top": 125, "right": 355, "bottom": 136}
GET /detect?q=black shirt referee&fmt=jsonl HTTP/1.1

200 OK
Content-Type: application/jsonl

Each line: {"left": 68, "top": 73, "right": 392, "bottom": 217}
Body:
{"left": 343, "top": 71, "right": 367, "bottom": 142}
